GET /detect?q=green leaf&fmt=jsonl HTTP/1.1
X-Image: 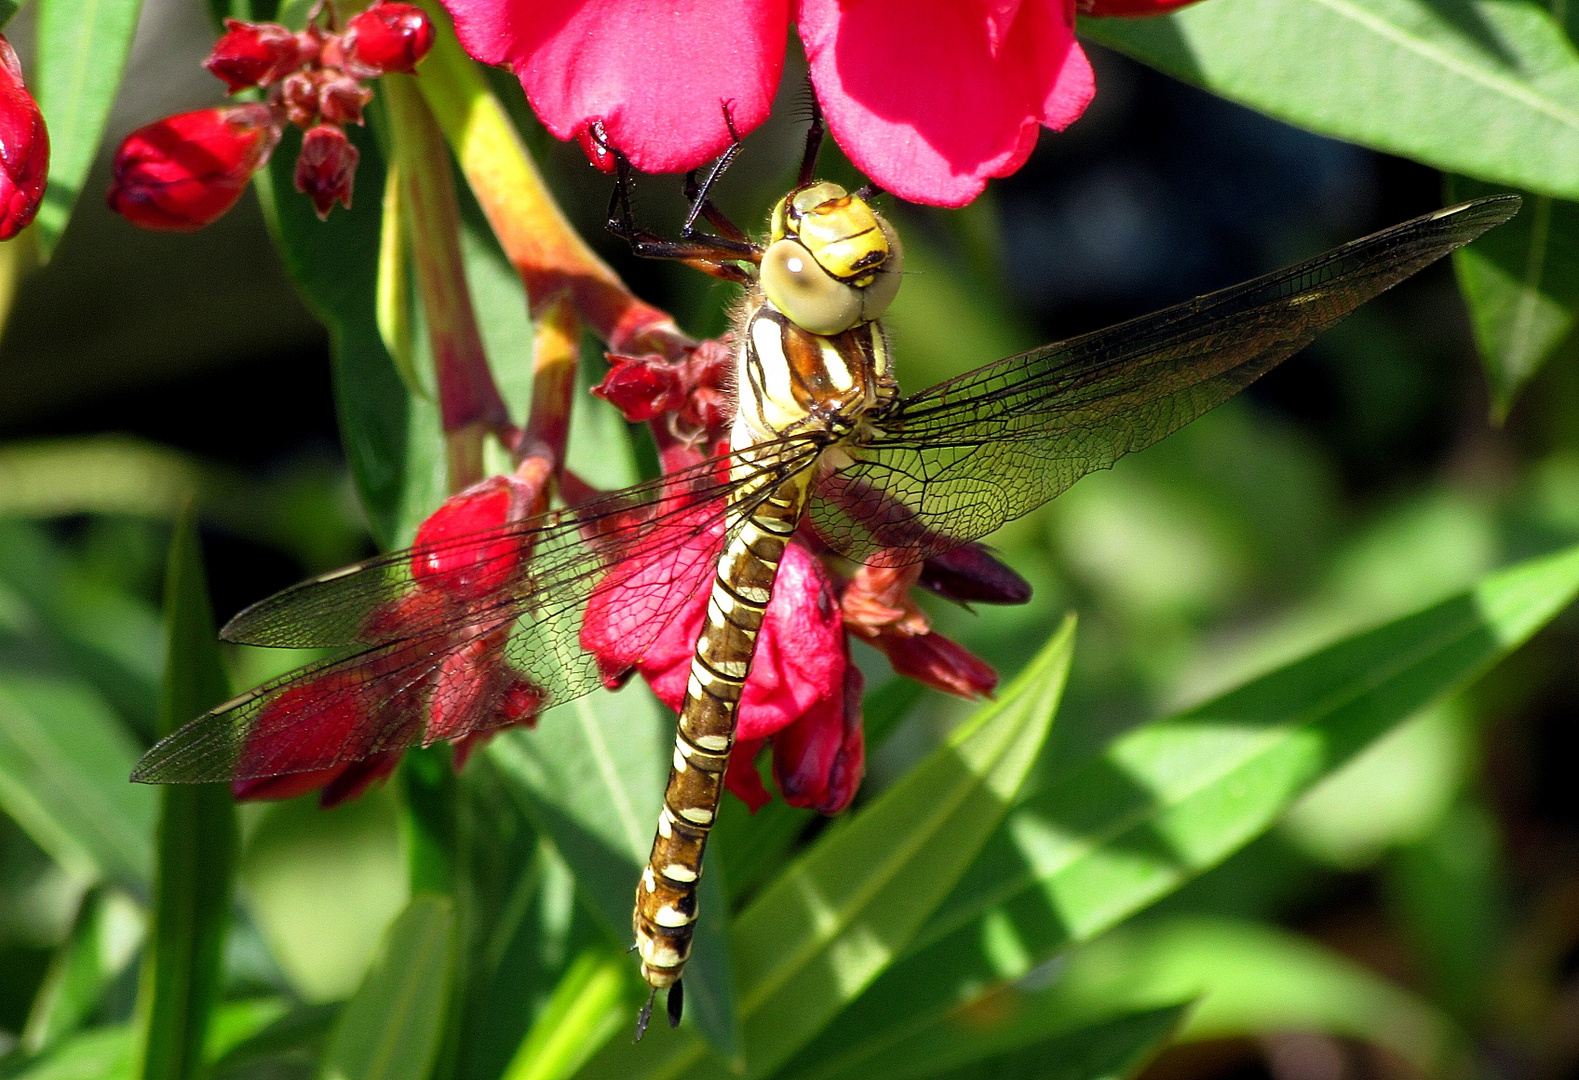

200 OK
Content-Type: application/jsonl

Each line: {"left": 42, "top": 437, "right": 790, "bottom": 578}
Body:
{"left": 487, "top": 682, "right": 742, "bottom": 1059}
{"left": 811, "top": 1002, "right": 1186, "bottom": 1080}
{"left": 0, "top": 518, "right": 163, "bottom": 738}
{"left": 320, "top": 893, "right": 456, "bottom": 1080}
{"left": 1051, "top": 918, "right": 1462, "bottom": 1074}
{"left": 240, "top": 787, "right": 409, "bottom": 1003}
{"left": 924, "top": 1007, "right": 1184, "bottom": 1080}
{"left": 1447, "top": 177, "right": 1579, "bottom": 421}
{"left": 787, "top": 542, "right": 1579, "bottom": 1076}
{"left": 1386, "top": 795, "right": 1507, "bottom": 1023}
{"left": 21, "top": 887, "right": 146, "bottom": 1055}
{"left": 256, "top": 123, "right": 446, "bottom": 549}
{"left": 32, "top": 0, "right": 145, "bottom": 256}
{"left": 133, "top": 510, "right": 237, "bottom": 1080}
{"left": 0, "top": 671, "right": 154, "bottom": 888}
{"left": 1082, "top": 0, "right": 1579, "bottom": 202}
{"left": 501, "top": 947, "right": 630, "bottom": 1080}
{"left": 10, "top": 1000, "right": 288, "bottom": 1080}
{"left": 583, "top": 615, "right": 1077, "bottom": 1080}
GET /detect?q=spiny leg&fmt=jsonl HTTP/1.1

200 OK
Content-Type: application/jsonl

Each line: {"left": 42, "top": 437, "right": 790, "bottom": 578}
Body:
{"left": 604, "top": 140, "right": 759, "bottom": 282}
{"left": 681, "top": 102, "right": 748, "bottom": 241}
{"left": 797, "top": 92, "right": 825, "bottom": 188}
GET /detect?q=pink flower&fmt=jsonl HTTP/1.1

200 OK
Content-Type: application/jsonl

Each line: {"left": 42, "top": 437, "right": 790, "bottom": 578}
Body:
{"left": 107, "top": 105, "right": 280, "bottom": 231}
{"left": 441, "top": 0, "right": 1096, "bottom": 206}
{"left": 234, "top": 472, "right": 547, "bottom": 808}
{"left": 0, "top": 35, "right": 47, "bottom": 240}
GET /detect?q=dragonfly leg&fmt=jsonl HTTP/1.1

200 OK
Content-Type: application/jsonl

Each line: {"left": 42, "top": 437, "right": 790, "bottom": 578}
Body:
{"left": 679, "top": 102, "right": 749, "bottom": 241}
{"left": 606, "top": 150, "right": 759, "bottom": 282}
{"left": 797, "top": 92, "right": 825, "bottom": 188}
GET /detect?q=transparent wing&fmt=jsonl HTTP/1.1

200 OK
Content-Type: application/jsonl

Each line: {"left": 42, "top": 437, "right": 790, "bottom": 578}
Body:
{"left": 132, "top": 440, "right": 826, "bottom": 784}
{"left": 809, "top": 195, "right": 1519, "bottom": 565}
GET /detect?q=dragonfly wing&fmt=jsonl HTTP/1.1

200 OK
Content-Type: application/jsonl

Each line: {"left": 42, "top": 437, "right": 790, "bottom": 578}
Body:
{"left": 135, "top": 442, "right": 826, "bottom": 784}
{"left": 811, "top": 195, "right": 1520, "bottom": 565}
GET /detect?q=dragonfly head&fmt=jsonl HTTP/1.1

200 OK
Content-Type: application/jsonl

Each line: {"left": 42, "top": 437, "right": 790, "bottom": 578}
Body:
{"left": 761, "top": 181, "right": 903, "bottom": 337}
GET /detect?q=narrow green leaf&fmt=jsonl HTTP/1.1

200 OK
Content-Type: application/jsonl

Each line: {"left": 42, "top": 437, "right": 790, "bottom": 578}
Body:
{"left": 788, "top": 543, "right": 1579, "bottom": 1075}
{"left": 399, "top": 746, "right": 465, "bottom": 1080}
{"left": 10, "top": 1000, "right": 291, "bottom": 1080}
{"left": 924, "top": 1007, "right": 1185, "bottom": 1080}
{"left": 814, "top": 1002, "right": 1186, "bottom": 1080}
{"left": 32, "top": 0, "right": 145, "bottom": 256}
{"left": 377, "top": 157, "right": 425, "bottom": 402}
{"left": 1387, "top": 796, "right": 1507, "bottom": 1024}
{"left": 487, "top": 682, "right": 741, "bottom": 1058}
{"left": 255, "top": 123, "right": 447, "bottom": 548}
{"left": 0, "top": 672, "right": 154, "bottom": 887}
{"left": 502, "top": 947, "right": 629, "bottom": 1080}
{"left": 240, "top": 787, "right": 409, "bottom": 1003}
{"left": 583, "top": 616, "right": 1077, "bottom": 1080}
{"left": 133, "top": 509, "right": 237, "bottom": 1080}
{"left": 21, "top": 887, "right": 146, "bottom": 1055}
{"left": 207, "top": 1002, "right": 341, "bottom": 1080}
{"left": 320, "top": 894, "right": 456, "bottom": 1080}
{"left": 1082, "top": 0, "right": 1579, "bottom": 201}
{"left": 0, "top": 518, "right": 163, "bottom": 737}
{"left": 1051, "top": 918, "right": 1462, "bottom": 1074}
{"left": 0, "top": 3, "right": 20, "bottom": 27}
{"left": 1447, "top": 177, "right": 1579, "bottom": 421}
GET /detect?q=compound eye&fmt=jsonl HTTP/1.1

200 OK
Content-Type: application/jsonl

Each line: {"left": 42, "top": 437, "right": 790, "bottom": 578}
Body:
{"left": 858, "top": 218, "right": 904, "bottom": 323}
{"left": 760, "top": 237, "right": 862, "bottom": 337}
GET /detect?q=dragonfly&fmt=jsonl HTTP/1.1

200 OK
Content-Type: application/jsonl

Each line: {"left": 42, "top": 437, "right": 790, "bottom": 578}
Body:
{"left": 131, "top": 124, "right": 1518, "bottom": 1032}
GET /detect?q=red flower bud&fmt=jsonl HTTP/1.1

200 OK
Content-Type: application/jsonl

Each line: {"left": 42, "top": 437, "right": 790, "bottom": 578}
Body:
{"left": 343, "top": 3, "right": 435, "bottom": 75}
{"left": 0, "top": 36, "right": 47, "bottom": 241}
{"left": 205, "top": 19, "right": 306, "bottom": 92}
{"left": 871, "top": 630, "right": 998, "bottom": 701}
{"left": 318, "top": 72, "right": 374, "bottom": 126}
{"left": 108, "top": 104, "right": 280, "bottom": 232}
{"left": 294, "top": 124, "right": 358, "bottom": 219}
{"left": 281, "top": 71, "right": 320, "bottom": 128}
{"left": 593, "top": 354, "right": 683, "bottom": 422}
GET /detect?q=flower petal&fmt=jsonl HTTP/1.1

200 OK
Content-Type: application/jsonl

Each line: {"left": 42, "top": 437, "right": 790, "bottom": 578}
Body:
{"left": 798, "top": 0, "right": 1094, "bottom": 205}
{"left": 442, "top": 0, "right": 791, "bottom": 174}
{"left": 724, "top": 738, "right": 772, "bottom": 811}
{"left": 737, "top": 541, "right": 845, "bottom": 739}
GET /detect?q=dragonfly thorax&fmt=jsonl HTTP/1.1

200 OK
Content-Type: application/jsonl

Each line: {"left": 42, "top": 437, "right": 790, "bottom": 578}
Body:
{"left": 760, "top": 181, "right": 903, "bottom": 337}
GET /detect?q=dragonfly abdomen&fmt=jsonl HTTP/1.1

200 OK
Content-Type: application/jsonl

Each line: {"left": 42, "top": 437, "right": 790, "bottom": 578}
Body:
{"left": 633, "top": 474, "right": 812, "bottom": 993}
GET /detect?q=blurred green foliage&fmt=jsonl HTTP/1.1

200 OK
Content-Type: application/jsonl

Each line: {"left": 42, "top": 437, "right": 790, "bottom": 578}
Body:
{"left": 2, "top": 2, "right": 1579, "bottom": 1080}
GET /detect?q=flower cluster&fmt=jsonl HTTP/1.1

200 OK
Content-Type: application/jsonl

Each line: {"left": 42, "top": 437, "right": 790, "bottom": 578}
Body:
{"left": 235, "top": 469, "right": 548, "bottom": 807}
{"left": 442, "top": 0, "right": 1201, "bottom": 207}
{"left": 0, "top": 34, "right": 48, "bottom": 241}
{"left": 108, "top": 3, "right": 434, "bottom": 231}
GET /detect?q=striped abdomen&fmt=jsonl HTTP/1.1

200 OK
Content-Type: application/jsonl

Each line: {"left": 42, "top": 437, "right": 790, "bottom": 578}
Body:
{"left": 632, "top": 472, "right": 813, "bottom": 991}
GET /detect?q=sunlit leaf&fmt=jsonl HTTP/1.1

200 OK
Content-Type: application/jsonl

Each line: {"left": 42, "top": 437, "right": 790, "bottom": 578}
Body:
{"left": 21, "top": 887, "right": 145, "bottom": 1055}
{"left": 501, "top": 947, "right": 629, "bottom": 1080}
{"left": 787, "top": 542, "right": 1579, "bottom": 1073}
{"left": 239, "top": 787, "right": 408, "bottom": 1002}
{"left": 133, "top": 510, "right": 237, "bottom": 1080}
{"left": 811, "top": 1002, "right": 1186, "bottom": 1080}
{"left": 0, "top": 519, "right": 162, "bottom": 737}
{"left": 0, "top": 671, "right": 153, "bottom": 888}
{"left": 1448, "top": 178, "right": 1579, "bottom": 421}
{"left": 1084, "top": 0, "right": 1579, "bottom": 201}
{"left": 255, "top": 123, "right": 446, "bottom": 549}
{"left": 320, "top": 893, "right": 455, "bottom": 1080}
{"left": 31, "top": 0, "right": 144, "bottom": 256}
{"left": 1051, "top": 917, "right": 1462, "bottom": 1074}
{"left": 581, "top": 615, "right": 1077, "bottom": 1080}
